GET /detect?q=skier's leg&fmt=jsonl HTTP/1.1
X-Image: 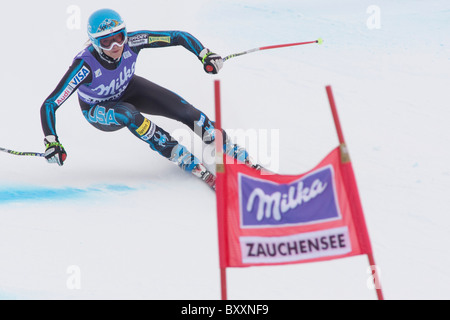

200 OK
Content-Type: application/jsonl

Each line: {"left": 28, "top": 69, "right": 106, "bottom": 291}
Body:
{"left": 121, "top": 76, "right": 260, "bottom": 168}
{"left": 121, "top": 76, "right": 213, "bottom": 141}
{"left": 81, "top": 101, "right": 216, "bottom": 187}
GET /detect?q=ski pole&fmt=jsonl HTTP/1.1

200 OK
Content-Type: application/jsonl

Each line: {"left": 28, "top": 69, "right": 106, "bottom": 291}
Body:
{"left": 0, "top": 147, "right": 45, "bottom": 158}
{"left": 223, "top": 38, "right": 323, "bottom": 62}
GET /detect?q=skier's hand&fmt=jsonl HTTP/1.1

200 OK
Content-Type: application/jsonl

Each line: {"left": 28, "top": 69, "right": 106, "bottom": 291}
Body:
{"left": 44, "top": 135, "right": 67, "bottom": 166}
{"left": 200, "top": 49, "right": 223, "bottom": 74}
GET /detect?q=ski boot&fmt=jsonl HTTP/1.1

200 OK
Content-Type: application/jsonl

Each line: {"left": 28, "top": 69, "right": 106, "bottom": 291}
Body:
{"left": 223, "top": 136, "right": 264, "bottom": 172}
{"left": 171, "top": 144, "right": 216, "bottom": 191}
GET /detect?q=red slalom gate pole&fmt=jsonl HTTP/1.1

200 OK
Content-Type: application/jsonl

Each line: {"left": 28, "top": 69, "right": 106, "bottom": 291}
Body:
{"left": 326, "top": 86, "right": 345, "bottom": 145}
{"left": 367, "top": 252, "right": 384, "bottom": 300}
{"left": 214, "top": 80, "right": 228, "bottom": 300}
{"left": 326, "top": 85, "right": 384, "bottom": 301}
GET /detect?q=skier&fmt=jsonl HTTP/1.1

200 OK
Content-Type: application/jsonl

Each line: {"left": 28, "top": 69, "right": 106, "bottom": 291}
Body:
{"left": 40, "top": 8, "right": 258, "bottom": 190}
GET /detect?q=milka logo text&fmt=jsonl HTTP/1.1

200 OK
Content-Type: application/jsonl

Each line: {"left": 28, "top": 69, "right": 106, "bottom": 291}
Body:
{"left": 239, "top": 166, "right": 341, "bottom": 227}
{"left": 247, "top": 180, "right": 327, "bottom": 222}
{"left": 93, "top": 62, "right": 136, "bottom": 97}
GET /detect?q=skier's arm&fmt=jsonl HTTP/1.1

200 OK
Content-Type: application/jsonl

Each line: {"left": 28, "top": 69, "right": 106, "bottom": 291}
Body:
{"left": 40, "top": 59, "right": 92, "bottom": 137}
{"left": 128, "top": 30, "right": 223, "bottom": 74}
{"left": 40, "top": 59, "right": 92, "bottom": 165}
{"left": 128, "top": 30, "right": 205, "bottom": 55}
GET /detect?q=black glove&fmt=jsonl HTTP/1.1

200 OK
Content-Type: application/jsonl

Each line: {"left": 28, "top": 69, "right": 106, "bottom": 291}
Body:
{"left": 44, "top": 135, "right": 67, "bottom": 166}
{"left": 200, "top": 49, "right": 223, "bottom": 74}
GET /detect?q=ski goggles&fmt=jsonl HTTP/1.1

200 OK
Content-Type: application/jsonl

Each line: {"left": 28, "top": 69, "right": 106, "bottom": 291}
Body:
{"left": 96, "top": 29, "right": 127, "bottom": 51}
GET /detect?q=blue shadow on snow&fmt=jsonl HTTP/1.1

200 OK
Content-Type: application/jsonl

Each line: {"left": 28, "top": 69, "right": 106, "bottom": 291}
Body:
{"left": 0, "top": 185, "right": 136, "bottom": 204}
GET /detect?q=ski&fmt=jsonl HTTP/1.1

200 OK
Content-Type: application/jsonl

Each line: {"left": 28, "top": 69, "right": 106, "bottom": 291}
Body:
{"left": 200, "top": 170, "right": 216, "bottom": 191}
{"left": 192, "top": 164, "right": 216, "bottom": 191}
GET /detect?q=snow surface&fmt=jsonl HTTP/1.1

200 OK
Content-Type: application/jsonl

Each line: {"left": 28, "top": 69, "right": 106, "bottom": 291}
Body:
{"left": 0, "top": 0, "right": 449, "bottom": 300}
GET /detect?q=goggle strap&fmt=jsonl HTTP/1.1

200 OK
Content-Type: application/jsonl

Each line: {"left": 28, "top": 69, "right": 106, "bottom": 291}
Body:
{"left": 90, "top": 23, "right": 126, "bottom": 39}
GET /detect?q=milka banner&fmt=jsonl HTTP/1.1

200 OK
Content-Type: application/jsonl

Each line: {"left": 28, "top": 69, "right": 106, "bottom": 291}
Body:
{"left": 213, "top": 82, "right": 382, "bottom": 300}
{"left": 217, "top": 148, "right": 372, "bottom": 268}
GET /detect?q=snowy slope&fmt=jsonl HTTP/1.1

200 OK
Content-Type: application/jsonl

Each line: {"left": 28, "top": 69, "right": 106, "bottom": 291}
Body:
{"left": 0, "top": 0, "right": 449, "bottom": 299}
